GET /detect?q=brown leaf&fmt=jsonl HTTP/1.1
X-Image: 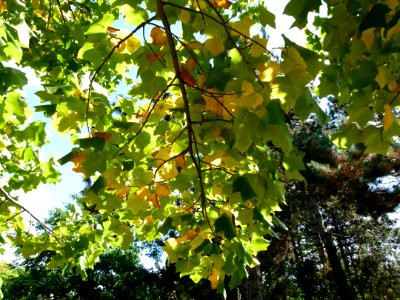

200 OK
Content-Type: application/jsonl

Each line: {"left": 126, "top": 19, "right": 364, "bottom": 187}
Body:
{"left": 181, "top": 65, "right": 196, "bottom": 87}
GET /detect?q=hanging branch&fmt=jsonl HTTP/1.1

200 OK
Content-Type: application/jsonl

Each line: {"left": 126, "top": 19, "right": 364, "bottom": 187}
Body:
{"left": 156, "top": 0, "right": 209, "bottom": 220}
{"left": 0, "top": 186, "right": 60, "bottom": 242}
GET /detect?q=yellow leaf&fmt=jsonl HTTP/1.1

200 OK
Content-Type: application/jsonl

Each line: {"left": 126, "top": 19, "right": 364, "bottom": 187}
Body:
{"left": 383, "top": 104, "right": 394, "bottom": 131}
{"left": 205, "top": 37, "right": 225, "bottom": 57}
{"left": 386, "top": 20, "right": 400, "bottom": 40}
{"left": 102, "top": 167, "right": 124, "bottom": 189}
{"left": 136, "top": 186, "right": 150, "bottom": 199}
{"left": 155, "top": 161, "right": 179, "bottom": 182}
{"left": 237, "top": 81, "right": 264, "bottom": 109}
{"left": 152, "top": 146, "right": 173, "bottom": 166}
{"left": 126, "top": 35, "right": 141, "bottom": 53}
{"left": 115, "top": 186, "right": 131, "bottom": 198}
{"left": 148, "top": 193, "right": 160, "bottom": 208}
{"left": 211, "top": 0, "right": 232, "bottom": 8}
{"left": 242, "top": 81, "right": 254, "bottom": 96}
{"left": 257, "top": 61, "right": 281, "bottom": 82}
{"left": 384, "top": 0, "right": 399, "bottom": 10}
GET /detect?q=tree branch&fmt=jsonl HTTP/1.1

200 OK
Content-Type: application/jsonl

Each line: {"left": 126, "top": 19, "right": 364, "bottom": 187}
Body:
{"left": 156, "top": 0, "right": 209, "bottom": 220}
{"left": 0, "top": 186, "right": 60, "bottom": 241}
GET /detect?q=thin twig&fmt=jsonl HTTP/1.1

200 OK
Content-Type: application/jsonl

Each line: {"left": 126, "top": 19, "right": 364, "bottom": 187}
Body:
{"left": 86, "top": 16, "right": 157, "bottom": 135}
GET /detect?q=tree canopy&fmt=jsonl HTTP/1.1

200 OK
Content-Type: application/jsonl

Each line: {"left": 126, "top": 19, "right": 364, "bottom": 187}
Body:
{"left": 1, "top": 0, "right": 400, "bottom": 296}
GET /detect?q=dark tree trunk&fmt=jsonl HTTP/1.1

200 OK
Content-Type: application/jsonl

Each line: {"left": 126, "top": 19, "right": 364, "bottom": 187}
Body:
{"left": 309, "top": 198, "right": 355, "bottom": 300}
{"left": 227, "top": 266, "right": 263, "bottom": 300}
{"left": 291, "top": 238, "right": 313, "bottom": 300}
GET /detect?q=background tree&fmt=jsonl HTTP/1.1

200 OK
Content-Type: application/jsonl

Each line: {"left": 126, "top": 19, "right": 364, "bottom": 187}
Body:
{"left": 259, "top": 116, "right": 400, "bottom": 299}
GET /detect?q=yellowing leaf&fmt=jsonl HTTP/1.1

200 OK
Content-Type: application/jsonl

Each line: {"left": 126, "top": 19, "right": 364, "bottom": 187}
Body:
{"left": 185, "top": 58, "right": 196, "bottom": 71}
{"left": 0, "top": 0, "right": 7, "bottom": 14}
{"left": 203, "top": 89, "right": 237, "bottom": 118}
{"left": 281, "top": 47, "right": 307, "bottom": 74}
{"left": 231, "top": 15, "right": 252, "bottom": 37}
{"left": 136, "top": 186, "right": 150, "bottom": 199}
{"left": 94, "top": 131, "right": 113, "bottom": 140}
{"left": 375, "top": 66, "right": 394, "bottom": 89}
{"left": 211, "top": 0, "right": 232, "bottom": 9}
{"left": 383, "top": 104, "right": 394, "bottom": 130}
{"left": 208, "top": 268, "right": 220, "bottom": 289}
{"left": 242, "top": 81, "right": 254, "bottom": 96}
{"left": 148, "top": 193, "right": 160, "bottom": 208}
{"left": 155, "top": 161, "right": 179, "bottom": 182}
{"left": 205, "top": 37, "right": 225, "bottom": 57}
{"left": 250, "top": 35, "right": 268, "bottom": 57}
{"left": 156, "top": 183, "right": 172, "bottom": 197}
{"left": 115, "top": 187, "right": 131, "bottom": 198}
{"left": 361, "top": 28, "right": 375, "bottom": 50}
{"left": 187, "top": 42, "right": 203, "bottom": 50}
{"left": 151, "top": 27, "right": 167, "bottom": 46}
{"left": 72, "top": 151, "right": 86, "bottom": 164}
{"left": 175, "top": 154, "right": 187, "bottom": 169}
{"left": 179, "top": 9, "right": 191, "bottom": 24}
{"left": 102, "top": 167, "right": 124, "bottom": 189}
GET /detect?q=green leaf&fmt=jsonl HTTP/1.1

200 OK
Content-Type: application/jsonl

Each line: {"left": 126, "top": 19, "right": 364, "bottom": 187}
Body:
{"left": 86, "top": 13, "right": 115, "bottom": 34}
{"left": 349, "top": 61, "right": 378, "bottom": 90}
{"left": 232, "top": 176, "right": 257, "bottom": 200}
{"left": 120, "top": 5, "right": 149, "bottom": 25}
{"left": 284, "top": 0, "right": 322, "bottom": 29}
{"left": 332, "top": 123, "right": 362, "bottom": 149}
{"left": 214, "top": 214, "right": 236, "bottom": 240}
{"left": 233, "top": 109, "right": 263, "bottom": 152}
{"left": 78, "top": 137, "right": 106, "bottom": 150}
{"left": 259, "top": 5, "right": 275, "bottom": 28}
{"left": 361, "top": 126, "right": 392, "bottom": 154}
{"left": 295, "top": 89, "right": 327, "bottom": 123}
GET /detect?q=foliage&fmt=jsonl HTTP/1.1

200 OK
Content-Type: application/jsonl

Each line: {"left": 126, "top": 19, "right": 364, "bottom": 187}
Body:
{"left": 1, "top": 0, "right": 400, "bottom": 295}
